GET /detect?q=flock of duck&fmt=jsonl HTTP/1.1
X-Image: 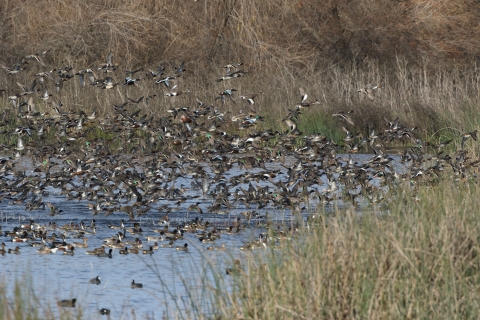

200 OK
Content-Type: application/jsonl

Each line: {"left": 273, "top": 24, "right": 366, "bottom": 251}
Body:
{"left": 0, "top": 50, "right": 478, "bottom": 313}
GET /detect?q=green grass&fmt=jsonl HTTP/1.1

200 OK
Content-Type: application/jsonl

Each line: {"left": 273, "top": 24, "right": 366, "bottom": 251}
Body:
{"left": 300, "top": 109, "right": 344, "bottom": 142}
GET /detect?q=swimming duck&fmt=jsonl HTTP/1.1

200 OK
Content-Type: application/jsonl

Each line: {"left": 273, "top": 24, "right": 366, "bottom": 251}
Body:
{"left": 8, "top": 246, "right": 20, "bottom": 254}
{"left": 72, "top": 237, "right": 88, "bottom": 248}
{"left": 109, "top": 239, "right": 125, "bottom": 249}
{"left": 128, "top": 247, "right": 139, "bottom": 254}
{"left": 108, "top": 219, "right": 125, "bottom": 230}
{"left": 131, "top": 279, "right": 143, "bottom": 288}
{"left": 142, "top": 246, "right": 154, "bottom": 255}
{"left": 161, "top": 241, "right": 174, "bottom": 248}
{"left": 175, "top": 243, "right": 189, "bottom": 252}
{"left": 37, "top": 244, "right": 58, "bottom": 254}
{"left": 58, "top": 298, "right": 76, "bottom": 308}
{"left": 86, "top": 246, "right": 105, "bottom": 255}
{"left": 97, "top": 249, "right": 113, "bottom": 258}
{"left": 213, "top": 243, "right": 226, "bottom": 251}
{"left": 63, "top": 246, "right": 75, "bottom": 255}
{"left": 146, "top": 234, "right": 164, "bottom": 242}
{"left": 99, "top": 308, "right": 110, "bottom": 315}
{"left": 89, "top": 276, "right": 101, "bottom": 285}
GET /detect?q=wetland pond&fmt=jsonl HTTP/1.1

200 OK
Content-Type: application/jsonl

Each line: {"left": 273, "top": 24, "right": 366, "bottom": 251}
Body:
{"left": 0, "top": 153, "right": 404, "bottom": 319}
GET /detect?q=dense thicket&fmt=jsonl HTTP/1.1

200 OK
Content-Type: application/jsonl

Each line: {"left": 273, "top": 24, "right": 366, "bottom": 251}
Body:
{"left": 1, "top": 0, "right": 479, "bottom": 70}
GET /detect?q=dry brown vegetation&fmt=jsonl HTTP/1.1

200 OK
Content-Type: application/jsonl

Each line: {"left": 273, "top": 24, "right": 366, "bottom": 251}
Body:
{"left": 0, "top": 0, "right": 479, "bottom": 142}
{"left": 208, "top": 181, "right": 480, "bottom": 319}
{"left": 2, "top": 0, "right": 480, "bottom": 68}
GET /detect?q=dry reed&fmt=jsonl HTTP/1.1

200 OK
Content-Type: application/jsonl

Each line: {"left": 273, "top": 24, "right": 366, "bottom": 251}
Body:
{"left": 210, "top": 181, "right": 480, "bottom": 319}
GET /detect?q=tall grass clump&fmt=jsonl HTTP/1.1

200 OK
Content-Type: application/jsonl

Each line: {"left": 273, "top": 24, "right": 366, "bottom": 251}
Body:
{"left": 0, "top": 275, "right": 87, "bottom": 320}
{"left": 0, "top": 279, "right": 51, "bottom": 319}
{"left": 210, "top": 181, "right": 480, "bottom": 319}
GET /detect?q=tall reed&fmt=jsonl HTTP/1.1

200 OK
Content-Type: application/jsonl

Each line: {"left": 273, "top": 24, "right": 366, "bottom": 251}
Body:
{"left": 209, "top": 181, "right": 480, "bottom": 319}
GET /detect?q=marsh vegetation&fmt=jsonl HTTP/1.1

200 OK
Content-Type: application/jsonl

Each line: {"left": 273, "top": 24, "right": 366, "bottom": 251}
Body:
{"left": 0, "top": 1, "right": 479, "bottom": 319}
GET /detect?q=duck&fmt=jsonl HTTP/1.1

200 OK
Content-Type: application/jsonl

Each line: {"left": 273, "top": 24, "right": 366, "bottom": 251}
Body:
{"left": 89, "top": 276, "right": 101, "bottom": 285}
{"left": 131, "top": 279, "right": 143, "bottom": 288}
{"left": 155, "top": 75, "right": 174, "bottom": 87}
{"left": 109, "top": 239, "right": 125, "bottom": 249}
{"left": 58, "top": 298, "right": 76, "bottom": 307}
{"left": 98, "top": 51, "right": 115, "bottom": 71}
{"left": 26, "top": 49, "right": 49, "bottom": 67}
{"left": 97, "top": 248, "right": 113, "bottom": 258}
{"left": 239, "top": 92, "right": 263, "bottom": 105}
{"left": 212, "top": 243, "right": 226, "bottom": 251}
{"left": 175, "top": 243, "right": 189, "bottom": 252}
{"left": 295, "top": 100, "right": 321, "bottom": 109}
{"left": 216, "top": 89, "right": 237, "bottom": 104}
{"left": 165, "top": 229, "right": 184, "bottom": 241}
{"left": 223, "top": 62, "right": 243, "bottom": 73}
{"left": 72, "top": 237, "right": 88, "bottom": 248}
{"left": 188, "top": 202, "right": 203, "bottom": 215}
{"left": 332, "top": 111, "right": 355, "bottom": 126}
{"left": 37, "top": 244, "right": 58, "bottom": 254}
{"left": 86, "top": 246, "right": 105, "bottom": 255}
{"left": 99, "top": 308, "right": 110, "bottom": 315}
{"left": 8, "top": 246, "right": 20, "bottom": 254}
{"left": 226, "top": 260, "right": 241, "bottom": 275}
{"left": 299, "top": 87, "right": 308, "bottom": 103}
{"left": 357, "top": 84, "right": 380, "bottom": 101}
{"left": 119, "top": 246, "right": 129, "bottom": 255}
{"left": 142, "top": 246, "right": 154, "bottom": 255}
{"left": 103, "top": 232, "right": 124, "bottom": 244}
{"left": 15, "top": 136, "right": 24, "bottom": 151}
{"left": 56, "top": 242, "right": 70, "bottom": 251}
{"left": 128, "top": 246, "right": 139, "bottom": 254}
{"left": 165, "top": 89, "right": 190, "bottom": 97}
{"left": 135, "top": 239, "right": 143, "bottom": 249}
{"left": 161, "top": 241, "right": 174, "bottom": 248}
{"left": 198, "top": 232, "right": 215, "bottom": 243}
{"left": 146, "top": 234, "right": 164, "bottom": 242}
{"left": 125, "top": 237, "right": 143, "bottom": 247}
{"left": 108, "top": 219, "right": 125, "bottom": 230}
{"left": 100, "top": 77, "right": 118, "bottom": 89}
{"left": 0, "top": 243, "right": 6, "bottom": 254}
{"left": 216, "top": 70, "right": 247, "bottom": 82}
{"left": 63, "top": 246, "right": 75, "bottom": 255}
{"left": 2, "top": 63, "right": 26, "bottom": 75}
{"left": 125, "top": 226, "right": 143, "bottom": 235}
{"left": 124, "top": 76, "right": 141, "bottom": 86}
{"left": 461, "top": 130, "right": 478, "bottom": 149}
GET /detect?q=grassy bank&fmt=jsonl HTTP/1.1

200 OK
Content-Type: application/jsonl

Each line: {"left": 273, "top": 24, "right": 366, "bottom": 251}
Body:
{"left": 210, "top": 181, "right": 480, "bottom": 319}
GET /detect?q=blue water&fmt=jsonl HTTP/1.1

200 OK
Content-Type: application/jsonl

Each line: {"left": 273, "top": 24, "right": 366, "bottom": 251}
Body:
{"left": 0, "top": 153, "right": 406, "bottom": 318}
